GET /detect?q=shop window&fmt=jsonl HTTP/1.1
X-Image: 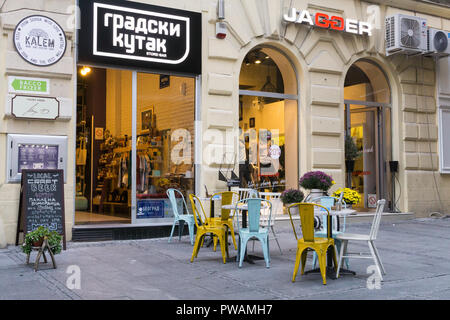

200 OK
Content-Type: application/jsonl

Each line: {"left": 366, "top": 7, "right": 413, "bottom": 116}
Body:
{"left": 439, "top": 107, "right": 450, "bottom": 173}
{"left": 239, "top": 47, "right": 298, "bottom": 193}
{"left": 136, "top": 73, "right": 195, "bottom": 221}
{"left": 75, "top": 67, "right": 195, "bottom": 225}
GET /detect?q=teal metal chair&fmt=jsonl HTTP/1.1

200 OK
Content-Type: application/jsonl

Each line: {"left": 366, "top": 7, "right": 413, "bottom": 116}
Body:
{"left": 234, "top": 198, "right": 272, "bottom": 268}
{"left": 166, "top": 188, "right": 196, "bottom": 245}
{"left": 311, "top": 196, "right": 349, "bottom": 269}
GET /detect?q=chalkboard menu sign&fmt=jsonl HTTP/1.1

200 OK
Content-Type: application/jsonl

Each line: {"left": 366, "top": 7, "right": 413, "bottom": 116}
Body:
{"left": 16, "top": 169, "right": 66, "bottom": 249}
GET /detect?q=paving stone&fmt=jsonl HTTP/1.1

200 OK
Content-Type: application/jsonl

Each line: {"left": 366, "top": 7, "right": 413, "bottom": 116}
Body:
{"left": 0, "top": 218, "right": 449, "bottom": 300}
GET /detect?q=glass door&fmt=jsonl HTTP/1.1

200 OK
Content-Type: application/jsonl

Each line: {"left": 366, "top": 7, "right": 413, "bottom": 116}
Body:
{"left": 345, "top": 104, "right": 388, "bottom": 211}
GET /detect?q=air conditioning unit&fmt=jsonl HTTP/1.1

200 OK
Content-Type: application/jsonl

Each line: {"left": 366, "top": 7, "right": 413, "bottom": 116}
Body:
{"left": 385, "top": 14, "right": 428, "bottom": 56}
{"left": 426, "top": 28, "right": 450, "bottom": 57}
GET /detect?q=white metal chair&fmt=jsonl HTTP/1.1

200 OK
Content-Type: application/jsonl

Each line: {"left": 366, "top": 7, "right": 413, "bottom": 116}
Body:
{"left": 336, "top": 199, "right": 386, "bottom": 280}
{"left": 233, "top": 187, "right": 259, "bottom": 202}
{"left": 231, "top": 187, "right": 259, "bottom": 232}
{"left": 257, "top": 192, "right": 283, "bottom": 254}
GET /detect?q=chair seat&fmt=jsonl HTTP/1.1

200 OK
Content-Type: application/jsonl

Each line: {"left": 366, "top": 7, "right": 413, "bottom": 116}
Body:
{"left": 239, "top": 228, "right": 269, "bottom": 236}
{"left": 315, "top": 230, "right": 343, "bottom": 238}
{"left": 210, "top": 217, "right": 232, "bottom": 224}
{"left": 178, "top": 214, "right": 195, "bottom": 220}
{"left": 203, "top": 224, "right": 227, "bottom": 233}
{"left": 335, "top": 233, "right": 371, "bottom": 241}
{"left": 299, "top": 237, "right": 333, "bottom": 245}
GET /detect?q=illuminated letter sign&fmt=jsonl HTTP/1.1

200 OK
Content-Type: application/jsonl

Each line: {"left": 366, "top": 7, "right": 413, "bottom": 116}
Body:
{"left": 93, "top": 3, "right": 189, "bottom": 64}
{"left": 283, "top": 8, "right": 372, "bottom": 36}
{"left": 78, "top": 0, "right": 202, "bottom": 74}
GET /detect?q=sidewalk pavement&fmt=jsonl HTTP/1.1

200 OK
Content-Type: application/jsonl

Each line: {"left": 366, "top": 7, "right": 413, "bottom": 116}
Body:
{"left": 1, "top": 217, "right": 450, "bottom": 300}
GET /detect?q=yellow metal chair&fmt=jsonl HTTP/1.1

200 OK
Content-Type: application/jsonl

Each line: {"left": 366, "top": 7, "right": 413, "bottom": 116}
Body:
{"left": 189, "top": 194, "right": 228, "bottom": 264}
{"left": 210, "top": 191, "right": 239, "bottom": 251}
{"left": 287, "top": 203, "right": 338, "bottom": 285}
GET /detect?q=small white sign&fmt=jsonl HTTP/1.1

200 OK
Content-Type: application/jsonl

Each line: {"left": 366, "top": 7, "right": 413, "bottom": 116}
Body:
{"left": 368, "top": 194, "right": 378, "bottom": 208}
{"left": 8, "top": 76, "right": 50, "bottom": 95}
{"left": 269, "top": 145, "right": 282, "bottom": 160}
{"left": 11, "top": 95, "right": 59, "bottom": 120}
{"left": 14, "top": 15, "right": 67, "bottom": 66}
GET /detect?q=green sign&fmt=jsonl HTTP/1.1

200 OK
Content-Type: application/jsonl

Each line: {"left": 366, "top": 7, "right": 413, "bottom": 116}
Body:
{"left": 8, "top": 76, "right": 50, "bottom": 95}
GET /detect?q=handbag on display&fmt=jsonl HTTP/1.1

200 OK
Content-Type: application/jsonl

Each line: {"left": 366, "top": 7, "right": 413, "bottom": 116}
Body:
{"left": 76, "top": 138, "right": 88, "bottom": 165}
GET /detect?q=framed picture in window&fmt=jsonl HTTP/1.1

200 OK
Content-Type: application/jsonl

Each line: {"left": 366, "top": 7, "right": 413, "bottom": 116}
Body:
{"left": 249, "top": 117, "right": 255, "bottom": 128}
{"left": 141, "top": 107, "right": 153, "bottom": 131}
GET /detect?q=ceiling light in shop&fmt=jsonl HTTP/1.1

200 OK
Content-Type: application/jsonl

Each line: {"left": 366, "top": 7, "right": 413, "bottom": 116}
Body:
{"left": 80, "top": 66, "right": 92, "bottom": 76}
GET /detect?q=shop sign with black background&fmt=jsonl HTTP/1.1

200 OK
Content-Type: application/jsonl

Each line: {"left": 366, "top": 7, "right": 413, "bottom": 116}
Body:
{"left": 78, "top": 0, "right": 202, "bottom": 75}
{"left": 16, "top": 169, "right": 66, "bottom": 249}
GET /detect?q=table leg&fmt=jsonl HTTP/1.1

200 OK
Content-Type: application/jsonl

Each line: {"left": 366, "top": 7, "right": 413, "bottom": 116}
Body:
{"left": 329, "top": 214, "right": 354, "bottom": 276}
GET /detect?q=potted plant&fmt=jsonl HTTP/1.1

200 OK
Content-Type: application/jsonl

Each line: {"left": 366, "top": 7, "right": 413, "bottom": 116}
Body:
{"left": 22, "top": 226, "right": 63, "bottom": 256}
{"left": 332, "top": 188, "right": 362, "bottom": 208}
{"left": 281, "top": 189, "right": 304, "bottom": 215}
{"left": 345, "top": 135, "right": 361, "bottom": 172}
{"left": 299, "top": 171, "right": 335, "bottom": 200}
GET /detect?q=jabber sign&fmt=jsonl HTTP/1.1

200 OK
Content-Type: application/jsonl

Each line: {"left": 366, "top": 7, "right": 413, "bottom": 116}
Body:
{"left": 283, "top": 8, "right": 372, "bottom": 36}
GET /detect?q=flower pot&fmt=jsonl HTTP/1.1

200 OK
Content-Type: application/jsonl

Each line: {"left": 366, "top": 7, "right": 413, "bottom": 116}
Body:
{"left": 32, "top": 238, "right": 44, "bottom": 247}
{"left": 286, "top": 204, "right": 299, "bottom": 216}
{"left": 309, "top": 189, "right": 324, "bottom": 201}
{"left": 345, "top": 160, "right": 355, "bottom": 172}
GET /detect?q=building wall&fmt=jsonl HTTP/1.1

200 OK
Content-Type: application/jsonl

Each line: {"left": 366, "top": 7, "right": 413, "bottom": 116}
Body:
{"left": 0, "top": 0, "right": 76, "bottom": 247}
{"left": 199, "top": 0, "right": 450, "bottom": 217}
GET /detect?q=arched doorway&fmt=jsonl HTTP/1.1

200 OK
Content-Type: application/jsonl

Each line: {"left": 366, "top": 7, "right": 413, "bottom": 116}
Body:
{"left": 238, "top": 46, "right": 298, "bottom": 192}
{"left": 344, "top": 59, "right": 392, "bottom": 212}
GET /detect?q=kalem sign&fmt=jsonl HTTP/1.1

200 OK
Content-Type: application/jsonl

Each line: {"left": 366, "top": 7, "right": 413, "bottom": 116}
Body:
{"left": 78, "top": 0, "right": 202, "bottom": 75}
{"left": 283, "top": 8, "right": 372, "bottom": 36}
{"left": 13, "top": 15, "right": 67, "bottom": 66}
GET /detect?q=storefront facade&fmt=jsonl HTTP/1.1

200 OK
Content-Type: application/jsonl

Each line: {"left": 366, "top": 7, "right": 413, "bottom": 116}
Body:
{"left": 1, "top": 0, "right": 449, "bottom": 245}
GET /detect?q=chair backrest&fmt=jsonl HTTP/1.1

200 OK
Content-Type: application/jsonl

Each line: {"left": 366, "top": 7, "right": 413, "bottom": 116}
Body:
{"left": 338, "top": 190, "right": 344, "bottom": 205}
{"left": 259, "top": 192, "right": 282, "bottom": 225}
{"left": 369, "top": 199, "right": 386, "bottom": 240}
{"left": 235, "top": 188, "right": 258, "bottom": 202}
{"left": 235, "top": 198, "right": 271, "bottom": 233}
{"left": 189, "top": 194, "right": 209, "bottom": 230}
{"left": 287, "top": 203, "right": 331, "bottom": 242}
{"left": 211, "top": 191, "right": 239, "bottom": 221}
{"left": 166, "top": 188, "right": 189, "bottom": 219}
{"left": 310, "top": 196, "right": 335, "bottom": 210}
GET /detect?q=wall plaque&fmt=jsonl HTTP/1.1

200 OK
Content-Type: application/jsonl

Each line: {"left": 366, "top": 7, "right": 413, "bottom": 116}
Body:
{"left": 12, "top": 95, "right": 60, "bottom": 120}
{"left": 14, "top": 15, "right": 67, "bottom": 66}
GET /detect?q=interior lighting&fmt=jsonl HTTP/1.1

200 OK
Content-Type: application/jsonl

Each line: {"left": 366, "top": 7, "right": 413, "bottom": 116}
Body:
{"left": 80, "top": 66, "right": 92, "bottom": 76}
